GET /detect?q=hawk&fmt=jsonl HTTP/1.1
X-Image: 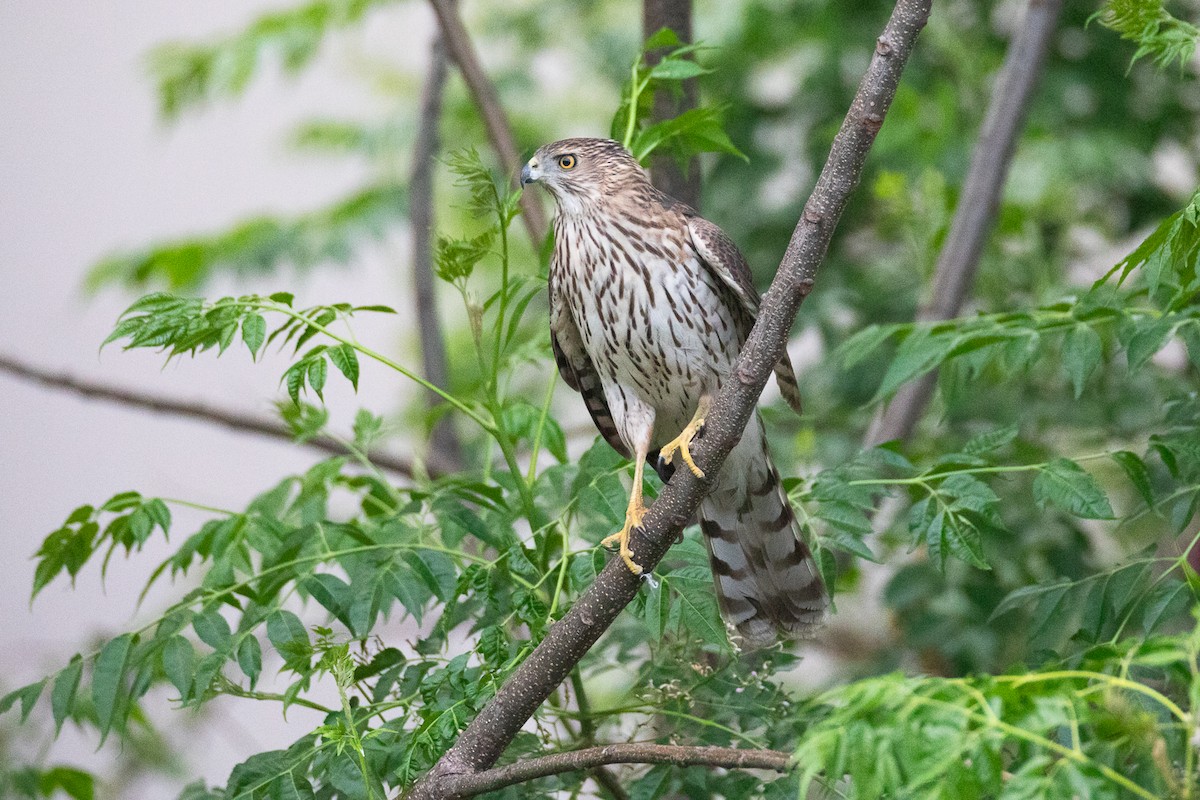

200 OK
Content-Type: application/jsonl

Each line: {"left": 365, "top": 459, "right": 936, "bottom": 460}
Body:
{"left": 521, "top": 137, "right": 828, "bottom": 648}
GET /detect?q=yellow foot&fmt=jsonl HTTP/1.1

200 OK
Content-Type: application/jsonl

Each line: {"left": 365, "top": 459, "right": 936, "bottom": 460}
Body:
{"left": 601, "top": 497, "right": 647, "bottom": 575}
{"left": 659, "top": 417, "right": 706, "bottom": 479}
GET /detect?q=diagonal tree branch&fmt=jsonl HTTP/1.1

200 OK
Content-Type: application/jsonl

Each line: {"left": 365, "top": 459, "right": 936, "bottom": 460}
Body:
{"left": 0, "top": 352, "right": 453, "bottom": 478}
{"left": 865, "top": 0, "right": 1064, "bottom": 447}
{"left": 439, "top": 743, "right": 790, "bottom": 798}
{"left": 405, "top": 1, "right": 931, "bottom": 797}
{"left": 427, "top": 0, "right": 548, "bottom": 245}
{"left": 409, "top": 26, "right": 466, "bottom": 473}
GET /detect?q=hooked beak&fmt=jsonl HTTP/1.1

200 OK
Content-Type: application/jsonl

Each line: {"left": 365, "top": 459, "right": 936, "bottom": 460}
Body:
{"left": 520, "top": 159, "right": 539, "bottom": 187}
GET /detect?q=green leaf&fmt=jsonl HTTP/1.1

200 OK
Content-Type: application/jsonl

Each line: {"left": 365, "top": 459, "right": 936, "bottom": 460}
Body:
{"left": 649, "top": 57, "right": 710, "bottom": 80}
{"left": 1032, "top": 458, "right": 1114, "bottom": 519}
{"left": 644, "top": 27, "right": 683, "bottom": 50}
{"left": 1142, "top": 579, "right": 1192, "bottom": 633}
{"left": 665, "top": 566, "right": 727, "bottom": 648}
{"left": 242, "top": 313, "right": 266, "bottom": 357}
{"left": 962, "top": 423, "right": 1020, "bottom": 456}
{"left": 161, "top": 635, "right": 196, "bottom": 700}
{"left": 0, "top": 679, "right": 46, "bottom": 723}
{"left": 51, "top": 655, "right": 84, "bottom": 734}
{"left": 838, "top": 324, "right": 898, "bottom": 369}
{"left": 304, "top": 573, "right": 354, "bottom": 632}
{"left": 284, "top": 362, "right": 305, "bottom": 404}
{"left": 328, "top": 344, "right": 359, "bottom": 390}
{"left": 631, "top": 107, "right": 746, "bottom": 163}
{"left": 642, "top": 577, "right": 671, "bottom": 640}
{"left": 237, "top": 636, "right": 263, "bottom": 687}
{"left": 38, "top": 766, "right": 95, "bottom": 800}
{"left": 1111, "top": 450, "right": 1155, "bottom": 506}
{"left": 1125, "top": 317, "right": 1174, "bottom": 370}
{"left": 306, "top": 355, "right": 328, "bottom": 400}
{"left": 1061, "top": 323, "right": 1101, "bottom": 398}
{"left": 990, "top": 579, "right": 1072, "bottom": 622}
{"left": 267, "top": 610, "right": 311, "bottom": 671}
{"left": 873, "top": 330, "right": 958, "bottom": 401}
{"left": 193, "top": 608, "right": 233, "bottom": 651}
{"left": 93, "top": 633, "right": 134, "bottom": 741}
{"left": 434, "top": 232, "right": 493, "bottom": 283}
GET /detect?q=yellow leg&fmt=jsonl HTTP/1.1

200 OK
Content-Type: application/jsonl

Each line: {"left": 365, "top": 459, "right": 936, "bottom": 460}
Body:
{"left": 601, "top": 455, "right": 648, "bottom": 574}
{"left": 658, "top": 396, "right": 711, "bottom": 479}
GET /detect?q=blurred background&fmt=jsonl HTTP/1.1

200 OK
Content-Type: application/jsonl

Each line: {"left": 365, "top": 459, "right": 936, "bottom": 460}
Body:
{"left": 2, "top": 0, "right": 1197, "bottom": 796}
{"left": 0, "top": 2, "right": 439, "bottom": 795}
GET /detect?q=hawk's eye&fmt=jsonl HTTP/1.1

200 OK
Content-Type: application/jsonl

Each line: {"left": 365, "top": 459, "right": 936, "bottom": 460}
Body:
{"left": 557, "top": 154, "right": 577, "bottom": 170}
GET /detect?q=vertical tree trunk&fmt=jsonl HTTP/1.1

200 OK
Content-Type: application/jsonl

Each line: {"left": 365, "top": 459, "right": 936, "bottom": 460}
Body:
{"left": 865, "top": 0, "right": 1064, "bottom": 446}
{"left": 411, "top": 29, "right": 466, "bottom": 472}
{"left": 643, "top": 0, "right": 701, "bottom": 209}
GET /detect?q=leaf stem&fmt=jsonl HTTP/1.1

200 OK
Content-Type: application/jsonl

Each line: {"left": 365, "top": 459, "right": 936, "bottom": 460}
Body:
{"left": 257, "top": 302, "right": 496, "bottom": 434}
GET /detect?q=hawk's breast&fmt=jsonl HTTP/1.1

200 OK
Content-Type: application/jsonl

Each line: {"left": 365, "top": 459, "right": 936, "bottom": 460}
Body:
{"left": 556, "top": 212, "right": 744, "bottom": 441}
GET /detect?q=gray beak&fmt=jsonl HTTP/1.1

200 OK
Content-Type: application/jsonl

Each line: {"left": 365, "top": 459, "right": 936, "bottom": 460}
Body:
{"left": 520, "top": 162, "right": 534, "bottom": 186}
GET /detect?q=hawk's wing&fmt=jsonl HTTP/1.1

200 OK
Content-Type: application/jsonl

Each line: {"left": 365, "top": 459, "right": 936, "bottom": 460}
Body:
{"left": 684, "top": 212, "right": 804, "bottom": 416}
{"left": 549, "top": 269, "right": 631, "bottom": 459}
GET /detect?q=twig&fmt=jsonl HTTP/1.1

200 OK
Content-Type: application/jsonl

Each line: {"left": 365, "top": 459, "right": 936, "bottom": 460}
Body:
{"left": 865, "top": 0, "right": 1064, "bottom": 446}
{"left": 410, "top": 26, "right": 466, "bottom": 472}
{"left": 405, "top": 2, "right": 931, "bottom": 797}
{"left": 643, "top": 0, "right": 701, "bottom": 209}
{"left": 437, "top": 743, "right": 790, "bottom": 797}
{"left": 568, "top": 669, "right": 631, "bottom": 800}
{"left": 0, "top": 352, "right": 452, "bottom": 478}
{"left": 426, "top": 0, "right": 548, "bottom": 245}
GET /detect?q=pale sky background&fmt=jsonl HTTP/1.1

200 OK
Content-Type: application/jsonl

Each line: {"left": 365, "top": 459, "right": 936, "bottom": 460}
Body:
{"left": 0, "top": 1, "right": 441, "bottom": 795}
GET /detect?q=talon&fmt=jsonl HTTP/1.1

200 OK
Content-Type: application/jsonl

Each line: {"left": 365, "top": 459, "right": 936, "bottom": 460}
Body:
{"left": 602, "top": 497, "right": 646, "bottom": 575}
{"left": 659, "top": 418, "right": 707, "bottom": 480}
{"left": 662, "top": 419, "right": 705, "bottom": 482}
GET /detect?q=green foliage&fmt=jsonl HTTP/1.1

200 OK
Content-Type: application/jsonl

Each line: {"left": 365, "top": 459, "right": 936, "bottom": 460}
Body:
{"left": 1097, "top": 0, "right": 1200, "bottom": 70}
{"left": 1, "top": 765, "right": 96, "bottom": 800}
{"left": 794, "top": 624, "right": 1200, "bottom": 799}
{"left": 103, "top": 292, "right": 401, "bottom": 405}
{"left": 612, "top": 28, "right": 746, "bottom": 166}
{"left": 149, "top": 0, "right": 401, "bottom": 118}
{"left": 31, "top": 491, "right": 171, "bottom": 599}
{"left": 88, "top": 184, "right": 406, "bottom": 291}
{"left": 836, "top": 189, "right": 1200, "bottom": 405}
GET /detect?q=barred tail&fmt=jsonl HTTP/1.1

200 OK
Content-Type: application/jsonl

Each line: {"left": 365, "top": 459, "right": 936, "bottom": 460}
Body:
{"left": 698, "top": 415, "right": 828, "bottom": 650}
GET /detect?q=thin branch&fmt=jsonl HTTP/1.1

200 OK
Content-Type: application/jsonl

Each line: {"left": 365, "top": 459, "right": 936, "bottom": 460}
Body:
{"left": 865, "top": 0, "right": 1064, "bottom": 446}
{"left": 643, "top": 0, "right": 701, "bottom": 209}
{"left": 406, "top": 2, "right": 931, "bottom": 797}
{"left": 439, "top": 744, "right": 790, "bottom": 798}
{"left": 427, "top": 0, "right": 548, "bottom": 244}
{"left": 0, "top": 353, "right": 452, "bottom": 478}
{"left": 567, "top": 670, "right": 631, "bottom": 800}
{"left": 410, "top": 26, "right": 466, "bottom": 472}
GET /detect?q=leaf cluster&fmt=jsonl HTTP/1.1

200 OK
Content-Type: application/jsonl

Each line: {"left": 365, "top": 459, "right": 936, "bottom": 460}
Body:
{"left": 838, "top": 189, "right": 1200, "bottom": 405}
{"left": 103, "top": 292, "right": 397, "bottom": 404}
{"left": 149, "top": 0, "right": 400, "bottom": 118}
{"left": 794, "top": 623, "right": 1200, "bottom": 799}
{"left": 1096, "top": 0, "right": 1200, "bottom": 71}
{"left": 88, "top": 185, "right": 406, "bottom": 291}
{"left": 611, "top": 28, "right": 746, "bottom": 167}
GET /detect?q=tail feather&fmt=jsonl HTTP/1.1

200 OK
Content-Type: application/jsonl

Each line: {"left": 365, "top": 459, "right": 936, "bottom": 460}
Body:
{"left": 774, "top": 350, "right": 804, "bottom": 417}
{"left": 698, "top": 415, "right": 827, "bottom": 650}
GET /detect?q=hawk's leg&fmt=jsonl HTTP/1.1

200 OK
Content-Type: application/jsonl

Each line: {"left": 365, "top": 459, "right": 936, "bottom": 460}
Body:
{"left": 658, "top": 395, "right": 711, "bottom": 479}
{"left": 600, "top": 407, "right": 657, "bottom": 575}
{"left": 601, "top": 434, "right": 652, "bottom": 575}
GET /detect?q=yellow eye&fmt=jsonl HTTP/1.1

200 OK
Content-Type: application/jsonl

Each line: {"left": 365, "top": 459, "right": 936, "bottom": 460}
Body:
{"left": 557, "top": 154, "right": 576, "bottom": 170}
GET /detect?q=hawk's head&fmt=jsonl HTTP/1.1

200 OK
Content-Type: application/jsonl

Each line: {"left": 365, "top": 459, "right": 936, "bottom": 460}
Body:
{"left": 521, "top": 138, "right": 648, "bottom": 212}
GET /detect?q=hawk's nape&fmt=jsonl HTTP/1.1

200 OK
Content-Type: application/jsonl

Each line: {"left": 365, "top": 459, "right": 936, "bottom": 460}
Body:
{"left": 524, "top": 137, "right": 828, "bottom": 649}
